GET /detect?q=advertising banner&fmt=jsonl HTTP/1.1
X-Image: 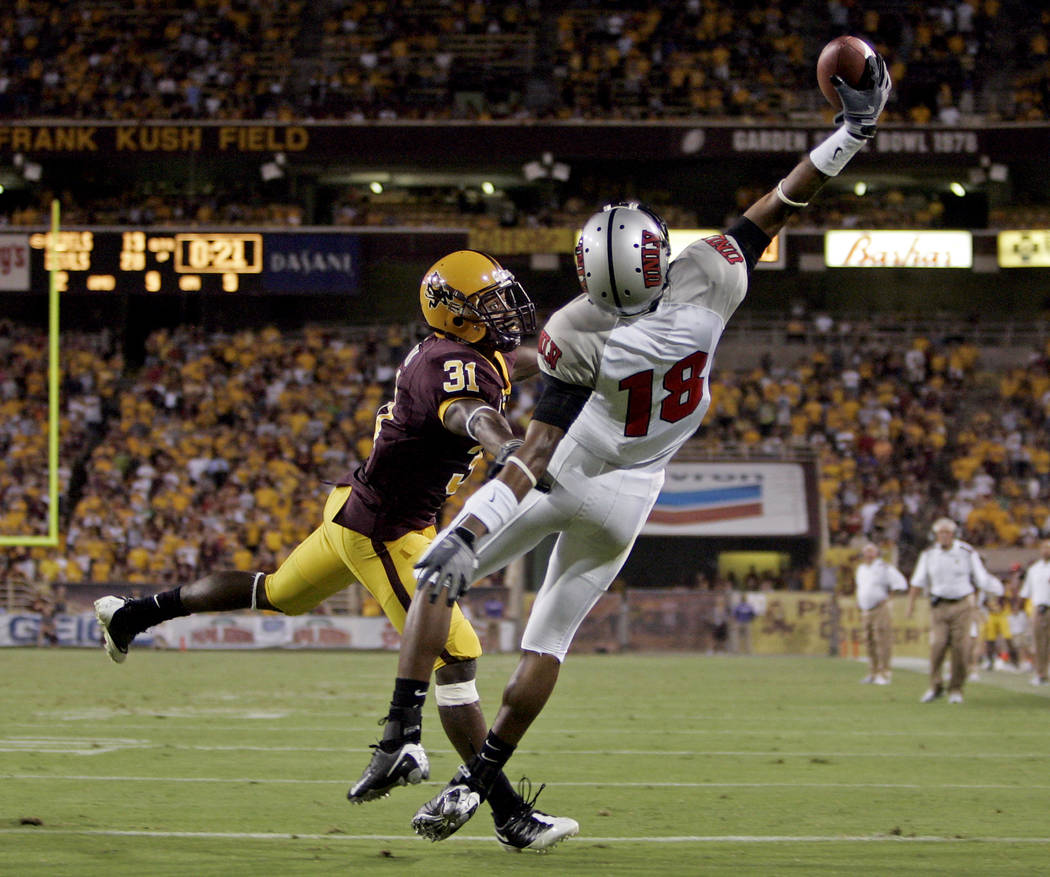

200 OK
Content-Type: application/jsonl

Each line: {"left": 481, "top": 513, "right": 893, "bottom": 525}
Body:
{"left": 997, "top": 230, "right": 1050, "bottom": 267}
{"left": 824, "top": 230, "right": 973, "bottom": 268}
{"left": 0, "top": 600, "right": 928, "bottom": 658}
{"left": 750, "top": 593, "right": 930, "bottom": 658}
{"left": 0, "top": 234, "right": 30, "bottom": 291}
{"left": 261, "top": 233, "right": 360, "bottom": 293}
{"left": 644, "top": 462, "right": 810, "bottom": 536}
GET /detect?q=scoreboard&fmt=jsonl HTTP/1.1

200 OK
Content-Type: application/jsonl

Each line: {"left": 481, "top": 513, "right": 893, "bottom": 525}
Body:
{"left": 21, "top": 230, "right": 363, "bottom": 294}
{"left": 30, "top": 231, "right": 264, "bottom": 293}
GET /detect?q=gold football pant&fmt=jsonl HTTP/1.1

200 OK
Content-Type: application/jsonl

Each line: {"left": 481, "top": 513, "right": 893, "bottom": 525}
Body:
{"left": 263, "top": 485, "right": 482, "bottom": 669}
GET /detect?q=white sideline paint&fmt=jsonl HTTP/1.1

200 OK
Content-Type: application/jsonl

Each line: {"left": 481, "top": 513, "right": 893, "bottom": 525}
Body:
{"left": 6, "top": 774, "right": 1050, "bottom": 791}
{"left": 1, "top": 828, "right": 1049, "bottom": 844}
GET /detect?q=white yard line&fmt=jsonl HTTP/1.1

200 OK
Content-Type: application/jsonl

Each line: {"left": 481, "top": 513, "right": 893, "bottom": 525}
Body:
{"left": 1, "top": 828, "right": 1049, "bottom": 844}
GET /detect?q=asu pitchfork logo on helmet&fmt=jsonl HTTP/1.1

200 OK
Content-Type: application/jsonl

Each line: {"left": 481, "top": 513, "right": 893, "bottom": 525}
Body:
{"left": 420, "top": 250, "right": 536, "bottom": 351}
{"left": 575, "top": 201, "right": 671, "bottom": 317}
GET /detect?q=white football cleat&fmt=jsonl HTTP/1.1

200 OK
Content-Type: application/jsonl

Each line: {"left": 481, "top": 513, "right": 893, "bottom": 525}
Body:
{"left": 94, "top": 596, "right": 131, "bottom": 664}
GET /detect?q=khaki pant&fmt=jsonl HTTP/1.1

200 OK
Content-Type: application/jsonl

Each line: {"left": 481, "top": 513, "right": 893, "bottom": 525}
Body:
{"left": 861, "top": 601, "right": 893, "bottom": 676}
{"left": 1034, "top": 607, "right": 1050, "bottom": 681}
{"left": 929, "top": 595, "right": 974, "bottom": 693}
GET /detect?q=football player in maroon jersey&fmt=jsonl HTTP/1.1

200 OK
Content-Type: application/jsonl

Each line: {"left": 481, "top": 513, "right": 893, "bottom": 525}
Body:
{"left": 94, "top": 251, "right": 577, "bottom": 849}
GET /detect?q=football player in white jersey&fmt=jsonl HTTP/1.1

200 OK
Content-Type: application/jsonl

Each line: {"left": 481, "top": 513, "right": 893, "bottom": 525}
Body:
{"left": 350, "top": 51, "right": 892, "bottom": 847}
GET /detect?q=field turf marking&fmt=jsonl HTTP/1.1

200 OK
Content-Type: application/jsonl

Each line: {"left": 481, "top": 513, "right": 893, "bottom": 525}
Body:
{"left": 5, "top": 774, "right": 1050, "bottom": 791}
{"left": 2, "top": 828, "right": 1050, "bottom": 844}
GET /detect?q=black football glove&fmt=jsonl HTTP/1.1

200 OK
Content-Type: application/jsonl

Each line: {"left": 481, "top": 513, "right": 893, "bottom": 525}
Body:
{"left": 832, "top": 52, "right": 892, "bottom": 139}
{"left": 416, "top": 526, "right": 478, "bottom": 606}
{"left": 486, "top": 438, "right": 524, "bottom": 480}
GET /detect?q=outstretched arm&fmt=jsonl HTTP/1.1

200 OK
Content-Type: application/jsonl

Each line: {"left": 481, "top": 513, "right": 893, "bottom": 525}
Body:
{"left": 743, "top": 52, "right": 892, "bottom": 240}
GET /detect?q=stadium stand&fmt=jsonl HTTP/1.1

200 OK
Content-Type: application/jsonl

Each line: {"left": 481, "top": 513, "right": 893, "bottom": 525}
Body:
{"left": 1, "top": 0, "right": 1049, "bottom": 616}
{"left": 0, "top": 1, "right": 1030, "bottom": 123}
{"left": 3, "top": 317, "right": 1049, "bottom": 593}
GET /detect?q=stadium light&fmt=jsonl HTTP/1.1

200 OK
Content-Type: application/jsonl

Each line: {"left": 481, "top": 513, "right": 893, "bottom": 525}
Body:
{"left": 260, "top": 161, "right": 284, "bottom": 181}
{"left": 369, "top": 181, "right": 384, "bottom": 194}
{"left": 481, "top": 181, "right": 495, "bottom": 195}
{"left": 949, "top": 181, "right": 966, "bottom": 197}
{"left": 853, "top": 181, "right": 867, "bottom": 196}
{"left": 523, "top": 151, "right": 571, "bottom": 183}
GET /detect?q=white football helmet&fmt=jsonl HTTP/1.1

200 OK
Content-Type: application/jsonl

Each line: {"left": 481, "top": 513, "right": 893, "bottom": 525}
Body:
{"left": 575, "top": 202, "right": 671, "bottom": 317}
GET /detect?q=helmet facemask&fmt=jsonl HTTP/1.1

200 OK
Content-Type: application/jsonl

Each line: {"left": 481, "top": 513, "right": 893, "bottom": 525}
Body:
{"left": 423, "top": 264, "right": 536, "bottom": 351}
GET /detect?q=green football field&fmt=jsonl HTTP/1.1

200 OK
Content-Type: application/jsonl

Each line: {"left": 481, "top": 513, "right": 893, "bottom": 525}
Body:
{"left": 3, "top": 648, "right": 1048, "bottom": 876}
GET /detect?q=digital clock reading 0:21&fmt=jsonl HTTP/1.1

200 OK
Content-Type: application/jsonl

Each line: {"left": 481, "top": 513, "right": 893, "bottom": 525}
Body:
{"left": 115, "top": 231, "right": 263, "bottom": 291}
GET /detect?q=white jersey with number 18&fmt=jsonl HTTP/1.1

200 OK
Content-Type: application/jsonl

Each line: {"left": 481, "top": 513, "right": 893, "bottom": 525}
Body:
{"left": 536, "top": 232, "right": 750, "bottom": 471}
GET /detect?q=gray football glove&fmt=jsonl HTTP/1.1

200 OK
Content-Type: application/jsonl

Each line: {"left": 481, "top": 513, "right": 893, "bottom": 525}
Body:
{"left": 416, "top": 526, "right": 478, "bottom": 606}
{"left": 832, "top": 53, "right": 892, "bottom": 139}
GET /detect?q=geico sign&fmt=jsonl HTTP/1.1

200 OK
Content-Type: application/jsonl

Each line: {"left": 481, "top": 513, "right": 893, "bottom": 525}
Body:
{"left": 824, "top": 230, "right": 973, "bottom": 268}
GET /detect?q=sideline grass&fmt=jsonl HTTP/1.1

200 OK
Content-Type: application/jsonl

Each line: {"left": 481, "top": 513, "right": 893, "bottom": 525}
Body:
{"left": 3, "top": 648, "right": 1048, "bottom": 875}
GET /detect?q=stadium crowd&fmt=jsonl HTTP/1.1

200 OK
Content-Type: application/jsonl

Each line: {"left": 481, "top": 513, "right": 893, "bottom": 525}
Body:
{"left": 2, "top": 0, "right": 1049, "bottom": 611}
{"left": 2, "top": 318, "right": 1049, "bottom": 594}
{"left": 0, "top": 1, "right": 1036, "bottom": 123}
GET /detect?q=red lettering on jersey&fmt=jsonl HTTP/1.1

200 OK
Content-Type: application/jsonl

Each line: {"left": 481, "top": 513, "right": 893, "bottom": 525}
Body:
{"left": 703, "top": 234, "right": 744, "bottom": 264}
{"left": 538, "top": 329, "right": 563, "bottom": 370}
{"left": 640, "top": 229, "right": 664, "bottom": 288}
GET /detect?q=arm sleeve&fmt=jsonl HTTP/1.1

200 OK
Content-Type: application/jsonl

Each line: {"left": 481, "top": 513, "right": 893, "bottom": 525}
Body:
{"left": 887, "top": 565, "right": 909, "bottom": 592}
{"left": 532, "top": 374, "right": 592, "bottom": 432}
{"left": 726, "top": 216, "right": 772, "bottom": 273}
{"left": 1020, "top": 570, "right": 1032, "bottom": 600}
{"left": 971, "top": 552, "right": 1003, "bottom": 595}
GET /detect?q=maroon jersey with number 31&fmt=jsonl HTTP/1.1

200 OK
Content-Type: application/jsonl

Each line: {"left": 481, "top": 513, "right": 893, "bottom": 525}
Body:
{"left": 334, "top": 334, "right": 514, "bottom": 541}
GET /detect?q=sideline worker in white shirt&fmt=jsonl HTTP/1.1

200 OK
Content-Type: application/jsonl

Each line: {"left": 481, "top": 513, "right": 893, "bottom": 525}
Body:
{"left": 855, "top": 542, "right": 909, "bottom": 685}
{"left": 1019, "top": 539, "right": 1050, "bottom": 685}
{"left": 907, "top": 518, "right": 1003, "bottom": 704}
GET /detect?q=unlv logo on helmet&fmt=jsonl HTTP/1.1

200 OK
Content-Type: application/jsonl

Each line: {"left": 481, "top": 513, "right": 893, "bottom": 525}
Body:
{"left": 573, "top": 239, "right": 588, "bottom": 293}
{"left": 640, "top": 229, "right": 664, "bottom": 288}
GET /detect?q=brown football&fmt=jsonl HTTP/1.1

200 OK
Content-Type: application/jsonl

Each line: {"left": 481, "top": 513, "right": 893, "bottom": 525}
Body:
{"left": 816, "top": 35, "right": 875, "bottom": 109}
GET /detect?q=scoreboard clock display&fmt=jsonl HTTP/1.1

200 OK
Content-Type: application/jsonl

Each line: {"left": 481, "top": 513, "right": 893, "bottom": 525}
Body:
{"left": 29, "top": 231, "right": 264, "bottom": 293}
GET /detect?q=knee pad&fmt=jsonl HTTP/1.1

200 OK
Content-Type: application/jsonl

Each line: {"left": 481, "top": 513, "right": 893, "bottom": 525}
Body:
{"left": 434, "top": 679, "right": 479, "bottom": 706}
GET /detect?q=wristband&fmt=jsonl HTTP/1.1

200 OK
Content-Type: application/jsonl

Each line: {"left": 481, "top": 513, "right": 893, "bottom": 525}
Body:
{"left": 506, "top": 454, "right": 538, "bottom": 487}
{"left": 464, "top": 405, "right": 497, "bottom": 440}
{"left": 460, "top": 479, "right": 518, "bottom": 535}
{"left": 809, "top": 125, "right": 867, "bottom": 177}
{"left": 775, "top": 180, "right": 809, "bottom": 209}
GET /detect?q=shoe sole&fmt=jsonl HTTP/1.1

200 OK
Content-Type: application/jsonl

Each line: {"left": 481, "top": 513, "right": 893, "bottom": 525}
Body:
{"left": 93, "top": 597, "right": 128, "bottom": 664}
{"left": 412, "top": 789, "right": 480, "bottom": 841}
{"left": 498, "top": 822, "right": 580, "bottom": 853}
{"left": 413, "top": 810, "right": 475, "bottom": 841}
